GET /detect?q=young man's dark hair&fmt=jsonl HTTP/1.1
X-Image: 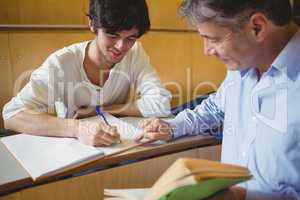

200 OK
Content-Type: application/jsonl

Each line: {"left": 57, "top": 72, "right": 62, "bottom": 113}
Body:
{"left": 88, "top": 0, "right": 150, "bottom": 37}
{"left": 294, "top": 0, "right": 300, "bottom": 25}
{"left": 179, "top": 0, "right": 296, "bottom": 32}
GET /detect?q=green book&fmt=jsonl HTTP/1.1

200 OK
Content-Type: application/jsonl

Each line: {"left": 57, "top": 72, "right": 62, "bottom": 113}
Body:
{"left": 104, "top": 158, "right": 251, "bottom": 200}
{"left": 158, "top": 178, "right": 248, "bottom": 200}
{"left": 148, "top": 158, "right": 251, "bottom": 200}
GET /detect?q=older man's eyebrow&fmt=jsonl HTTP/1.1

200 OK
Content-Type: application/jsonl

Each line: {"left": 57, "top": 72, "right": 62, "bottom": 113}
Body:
{"left": 200, "top": 34, "right": 219, "bottom": 40}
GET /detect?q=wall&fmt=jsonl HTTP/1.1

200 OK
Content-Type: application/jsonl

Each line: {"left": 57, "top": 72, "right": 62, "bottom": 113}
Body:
{"left": 0, "top": 0, "right": 187, "bottom": 29}
{"left": 0, "top": 0, "right": 88, "bottom": 25}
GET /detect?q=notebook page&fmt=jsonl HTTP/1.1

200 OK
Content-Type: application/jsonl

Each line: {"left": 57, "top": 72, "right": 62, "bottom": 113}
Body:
{"left": 0, "top": 114, "right": 161, "bottom": 180}
{"left": 97, "top": 114, "right": 167, "bottom": 147}
{"left": 86, "top": 114, "right": 141, "bottom": 154}
{"left": 103, "top": 113, "right": 139, "bottom": 139}
{"left": 1, "top": 134, "right": 103, "bottom": 179}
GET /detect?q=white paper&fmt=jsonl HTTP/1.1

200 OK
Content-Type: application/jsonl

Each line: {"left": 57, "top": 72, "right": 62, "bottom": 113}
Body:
{"left": 0, "top": 114, "right": 143, "bottom": 180}
{"left": 104, "top": 188, "right": 150, "bottom": 200}
{"left": 1, "top": 135, "right": 103, "bottom": 179}
{"left": 102, "top": 113, "right": 139, "bottom": 139}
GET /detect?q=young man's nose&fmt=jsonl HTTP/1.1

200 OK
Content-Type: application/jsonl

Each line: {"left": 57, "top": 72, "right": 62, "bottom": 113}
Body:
{"left": 114, "top": 39, "right": 126, "bottom": 51}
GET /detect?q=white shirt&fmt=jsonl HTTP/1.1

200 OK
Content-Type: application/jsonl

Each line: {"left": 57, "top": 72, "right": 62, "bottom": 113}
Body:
{"left": 3, "top": 41, "right": 171, "bottom": 119}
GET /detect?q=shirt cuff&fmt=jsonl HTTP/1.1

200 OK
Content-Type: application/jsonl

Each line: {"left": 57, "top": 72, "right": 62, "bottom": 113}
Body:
{"left": 168, "top": 115, "right": 187, "bottom": 139}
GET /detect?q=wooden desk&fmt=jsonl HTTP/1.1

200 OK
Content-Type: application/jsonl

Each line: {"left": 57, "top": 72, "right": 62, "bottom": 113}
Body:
{"left": 0, "top": 118, "right": 221, "bottom": 200}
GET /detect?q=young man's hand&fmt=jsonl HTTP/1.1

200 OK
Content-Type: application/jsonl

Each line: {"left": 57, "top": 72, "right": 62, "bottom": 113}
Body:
{"left": 135, "top": 118, "right": 173, "bottom": 143}
{"left": 75, "top": 120, "right": 120, "bottom": 146}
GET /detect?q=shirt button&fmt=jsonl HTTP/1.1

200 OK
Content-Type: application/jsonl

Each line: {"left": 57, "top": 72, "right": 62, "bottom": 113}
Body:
{"left": 252, "top": 116, "right": 257, "bottom": 122}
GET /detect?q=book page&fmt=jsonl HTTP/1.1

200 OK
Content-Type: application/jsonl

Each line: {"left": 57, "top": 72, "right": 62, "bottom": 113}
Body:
{"left": 0, "top": 114, "right": 154, "bottom": 180}
{"left": 1, "top": 134, "right": 103, "bottom": 180}
{"left": 104, "top": 188, "right": 150, "bottom": 200}
{"left": 83, "top": 114, "right": 140, "bottom": 154}
{"left": 103, "top": 113, "right": 139, "bottom": 139}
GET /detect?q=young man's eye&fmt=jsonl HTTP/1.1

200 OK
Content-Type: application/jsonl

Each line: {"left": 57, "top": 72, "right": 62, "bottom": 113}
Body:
{"left": 106, "top": 33, "right": 118, "bottom": 38}
{"left": 127, "top": 37, "right": 137, "bottom": 42}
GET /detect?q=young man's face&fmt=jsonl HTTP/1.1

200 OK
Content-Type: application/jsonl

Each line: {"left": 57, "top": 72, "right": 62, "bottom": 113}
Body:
{"left": 95, "top": 27, "right": 139, "bottom": 65}
{"left": 197, "top": 21, "right": 258, "bottom": 71}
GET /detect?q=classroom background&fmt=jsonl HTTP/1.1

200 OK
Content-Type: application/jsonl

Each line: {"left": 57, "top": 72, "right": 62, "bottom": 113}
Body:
{"left": 0, "top": 0, "right": 227, "bottom": 128}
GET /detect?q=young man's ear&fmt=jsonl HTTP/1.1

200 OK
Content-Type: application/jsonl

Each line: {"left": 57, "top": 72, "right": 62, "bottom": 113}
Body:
{"left": 88, "top": 18, "right": 97, "bottom": 34}
{"left": 249, "top": 12, "right": 269, "bottom": 42}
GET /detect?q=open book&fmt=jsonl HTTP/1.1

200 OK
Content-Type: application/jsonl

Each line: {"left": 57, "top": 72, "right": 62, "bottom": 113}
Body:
{"left": 105, "top": 188, "right": 151, "bottom": 200}
{"left": 0, "top": 114, "right": 144, "bottom": 181}
{"left": 104, "top": 158, "right": 252, "bottom": 200}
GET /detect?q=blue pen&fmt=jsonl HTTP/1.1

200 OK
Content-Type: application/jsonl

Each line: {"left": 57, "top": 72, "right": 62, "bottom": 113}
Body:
{"left": 95, "top": 105, "right": 110, "bottom": 125}
{"left": 95, "top": 105, "right": 122, "bottom": 143}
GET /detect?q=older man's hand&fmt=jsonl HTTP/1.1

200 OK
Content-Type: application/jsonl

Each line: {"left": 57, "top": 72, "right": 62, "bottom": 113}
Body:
{"left": 135, "top": 118, "right": 174, "bottom": 143}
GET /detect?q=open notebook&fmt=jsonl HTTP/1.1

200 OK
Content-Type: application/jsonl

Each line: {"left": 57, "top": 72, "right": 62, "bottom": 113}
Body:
{"left": 0, "top": 114, "right": 143, "bottom": 181}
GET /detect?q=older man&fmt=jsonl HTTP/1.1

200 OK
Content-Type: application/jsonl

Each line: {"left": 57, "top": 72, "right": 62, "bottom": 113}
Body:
{"left": 137, "top": 0, "right": 300, "bottom": 199}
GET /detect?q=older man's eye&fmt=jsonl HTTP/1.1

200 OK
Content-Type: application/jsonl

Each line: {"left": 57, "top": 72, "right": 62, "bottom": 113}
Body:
{"left": 209, "top": 38, "right": 220, "bottom": 44}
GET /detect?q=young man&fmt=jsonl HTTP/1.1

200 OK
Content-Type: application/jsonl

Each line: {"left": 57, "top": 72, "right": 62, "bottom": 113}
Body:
{"left": 137, "top": 0, "right": 300, "bottom": 199}
{"left": 3, "top": 0, "right": 171, "bottom": 147}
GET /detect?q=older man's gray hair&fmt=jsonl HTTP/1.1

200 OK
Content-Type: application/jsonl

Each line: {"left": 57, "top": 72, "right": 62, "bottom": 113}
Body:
{"left": 179, "top": 0, "right": 295, "bottom": 32}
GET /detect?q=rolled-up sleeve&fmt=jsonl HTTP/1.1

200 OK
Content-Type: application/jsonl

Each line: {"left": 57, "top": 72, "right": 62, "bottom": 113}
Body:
{"left": 168, "top": 74, "right": 228, "bottom": 139}
{"left": 169, "top": 88, "right": 224, "bottom": 138}
{"left": 169, "top": 93, "right": 224, "bottom": 139}
{"left": 2, "top": 54, "right": 61, "bottom": 120}
{"left": 2, "top": 66, "right": 50, "bottom": 120}
{"left": 133, "top": 43, "right": 171, "bottom": 117}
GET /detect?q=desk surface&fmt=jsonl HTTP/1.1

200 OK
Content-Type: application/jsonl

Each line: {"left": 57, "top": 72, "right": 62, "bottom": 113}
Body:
{"left": 0, "top": 117, "right": 220, "bottom": 196}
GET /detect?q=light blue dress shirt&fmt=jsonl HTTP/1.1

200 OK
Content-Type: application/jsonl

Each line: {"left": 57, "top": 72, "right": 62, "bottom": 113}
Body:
{"left": 169, "top": 30, "right": 300, "bottom": 199}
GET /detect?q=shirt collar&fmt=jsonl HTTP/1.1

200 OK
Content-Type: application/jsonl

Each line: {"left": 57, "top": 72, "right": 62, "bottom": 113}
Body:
{"left": 271, "top": 29, "right": 300, "bottom": 73}
{"left": 239, "top": 68, "right": 251, "bottom": 78}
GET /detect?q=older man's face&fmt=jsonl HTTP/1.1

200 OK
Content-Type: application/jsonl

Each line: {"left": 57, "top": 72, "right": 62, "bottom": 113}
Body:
{"left": 196, "top": 21, "right": 259, "bottom": 71}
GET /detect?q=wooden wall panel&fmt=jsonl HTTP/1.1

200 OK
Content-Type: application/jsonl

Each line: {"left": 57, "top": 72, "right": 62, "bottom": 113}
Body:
{"left": 20, "top": 0, "right": 87, "bottom": 25}
{"left": 146, "top": 0, "right": 188, "bottom": 30}
{"left": 0, "top": 0, "right": 19, "bottom": 24}
{"left": 191, "top": 33, "right": 226, "bottom": 97}
{"left": 140, "top": 32, "right": 192, "bottom": 107}
{"left": 8, "top": 31, "right": 94, "bottom": 94}
{"left": 1, "top": 0, "right": 186, "bottom": 29}
{"left": 0, "top": 33, "right": 14, "bottom": 128}
{"left": 83, "top": 0, "right": 90, "bottom": 20}
{"left": 0, "top": 0, "right": 88, "bottom": 25}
